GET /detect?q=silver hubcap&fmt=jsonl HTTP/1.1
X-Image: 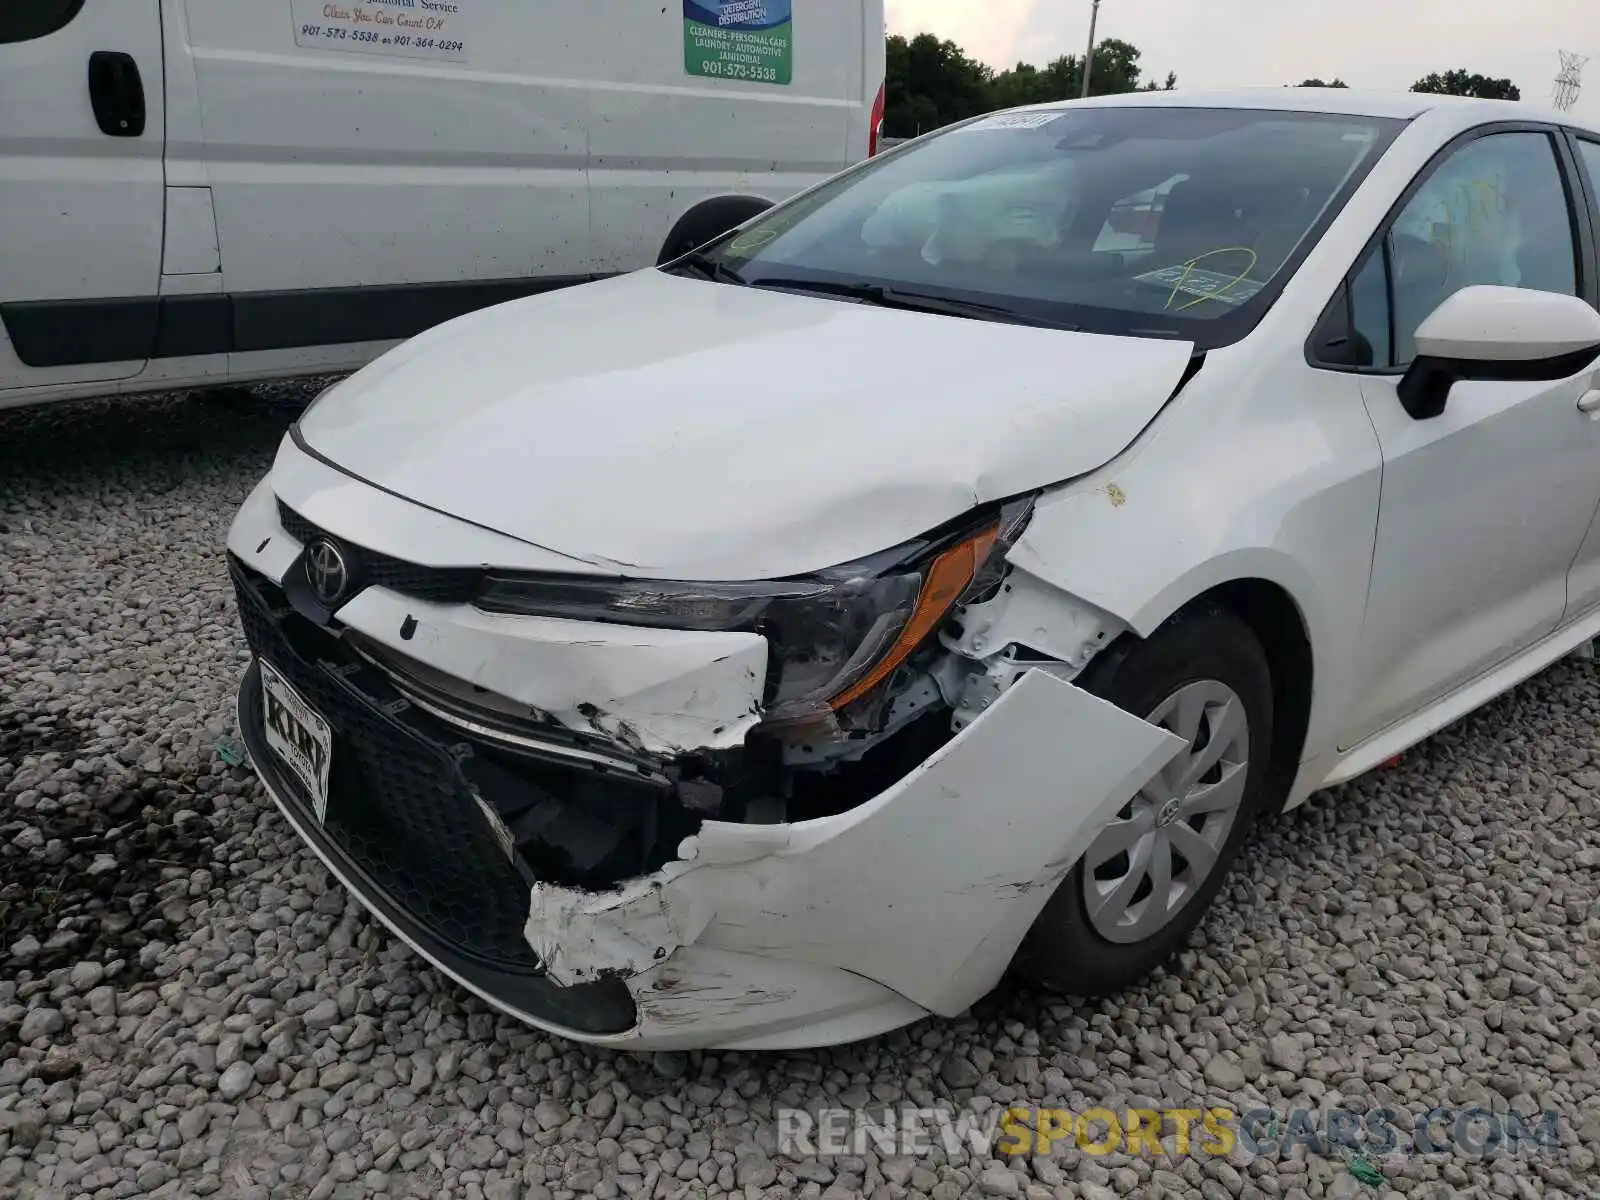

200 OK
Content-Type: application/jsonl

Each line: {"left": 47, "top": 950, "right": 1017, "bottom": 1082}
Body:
{"left": 1082, "top": 679, "right": 1250, "bottom": 944}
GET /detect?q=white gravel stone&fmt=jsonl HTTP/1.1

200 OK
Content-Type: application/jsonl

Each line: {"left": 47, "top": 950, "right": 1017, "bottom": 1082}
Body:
{"left": 302, "top": 999, "right": 341, "bottom": 1030}
{"left": 68, "top": 959, "right": 105, "bottom": 991}
{"left": 217, "top": 1060, "right": 256, "bottom": 1101}
{"left": 3, "top": 385, "right": 1599, "bottom": 1200}
{"left": 18, "top": 1007, "right": 64, "bottom": 1043}
{"left": 1203, "top": 1052, "right": 1247, "bottom": 1091}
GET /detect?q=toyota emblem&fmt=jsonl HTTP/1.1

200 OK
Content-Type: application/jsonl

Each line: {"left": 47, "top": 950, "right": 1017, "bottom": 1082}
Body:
{"left": 305, "top": 539, "right": 351, "bottom": 606}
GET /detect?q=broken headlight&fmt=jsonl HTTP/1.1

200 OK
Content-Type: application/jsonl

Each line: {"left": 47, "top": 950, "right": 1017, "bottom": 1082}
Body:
{"left": 474, "top": 498, "right": 1034, "bottom": 723}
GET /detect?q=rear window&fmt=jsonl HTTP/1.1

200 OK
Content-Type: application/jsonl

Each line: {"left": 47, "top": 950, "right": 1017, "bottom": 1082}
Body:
{"left": 704, "top": 105, "right": 1405, "bottom": 347}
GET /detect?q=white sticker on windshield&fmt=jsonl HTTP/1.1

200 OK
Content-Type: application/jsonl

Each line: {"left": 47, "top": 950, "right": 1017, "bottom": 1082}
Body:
{"left": 1135, "top": 264, "right": 1266, "bottom": 307}
{"left": 967, "top": 111, "right": 1064, "bottom": 132}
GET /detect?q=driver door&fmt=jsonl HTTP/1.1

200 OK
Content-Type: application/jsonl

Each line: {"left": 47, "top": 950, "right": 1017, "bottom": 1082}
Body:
{"left": 1340, "top": 126, "right": 1600, "bottom": 749}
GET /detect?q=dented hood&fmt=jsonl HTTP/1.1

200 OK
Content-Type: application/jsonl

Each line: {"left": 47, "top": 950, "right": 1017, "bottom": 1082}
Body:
{"left": 297, "top": 270, "right": 1195, "bottom": 580}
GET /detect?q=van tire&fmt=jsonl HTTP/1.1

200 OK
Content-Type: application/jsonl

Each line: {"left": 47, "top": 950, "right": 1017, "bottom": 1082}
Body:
{"left": 656, "top": 196, "right": 774, "bottom": 265}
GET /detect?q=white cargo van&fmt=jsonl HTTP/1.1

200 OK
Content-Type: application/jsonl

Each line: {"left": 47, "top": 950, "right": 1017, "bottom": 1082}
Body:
{"left": 0, "top": 1, "right": 886, "bottom": 408}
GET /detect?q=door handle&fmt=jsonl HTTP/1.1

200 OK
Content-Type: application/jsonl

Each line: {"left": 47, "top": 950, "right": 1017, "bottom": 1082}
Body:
{"left": 1579, "top": 389, "right": 1600, "bottom": 414}
{"left": 87, "top": 51, "right": 146, "bottom": 138}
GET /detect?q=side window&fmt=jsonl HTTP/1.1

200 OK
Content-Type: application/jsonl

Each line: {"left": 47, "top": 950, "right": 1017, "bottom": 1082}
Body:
{"left": 1348, "top": 246, "right": 1391, "bottom": 368}
{"left": 0, "top": 1, "right": 85, "bottom": 45}
{"left": 1577, "top": 139, "right": 1600, "bottom": 214}
{"left": 1386, "top": 132, "right": 1578, "bottom": 366}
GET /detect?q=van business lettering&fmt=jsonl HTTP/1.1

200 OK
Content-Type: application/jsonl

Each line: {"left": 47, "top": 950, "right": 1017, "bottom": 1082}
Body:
{"left": 684, "top": 1, "right": 792, "bottom": 86}
{"left": 291, "top": 0, "right": 467, "bottom": 63}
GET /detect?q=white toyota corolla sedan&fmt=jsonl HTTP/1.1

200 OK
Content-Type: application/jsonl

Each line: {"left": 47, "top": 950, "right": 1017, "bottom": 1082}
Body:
{"left": 227, "top": 88, "right": 1600, "bottom": 1050}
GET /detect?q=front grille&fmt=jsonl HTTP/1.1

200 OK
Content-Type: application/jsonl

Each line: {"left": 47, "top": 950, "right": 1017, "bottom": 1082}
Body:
{"left": 232, "top": 560, "right": 542, "bottom": 970}
{"left": 277, "top": 499, "right": 484, "bottom": 605}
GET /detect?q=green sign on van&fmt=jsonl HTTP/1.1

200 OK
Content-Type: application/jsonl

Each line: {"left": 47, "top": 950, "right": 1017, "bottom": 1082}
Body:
{"left": 684, "top": 1, "right": 792, "bottom": 86}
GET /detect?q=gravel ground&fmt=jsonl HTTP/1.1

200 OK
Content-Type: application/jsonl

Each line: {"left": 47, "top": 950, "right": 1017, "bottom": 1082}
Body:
{"left": 2, "top": 385, "right": 1598, "bottom": 1200}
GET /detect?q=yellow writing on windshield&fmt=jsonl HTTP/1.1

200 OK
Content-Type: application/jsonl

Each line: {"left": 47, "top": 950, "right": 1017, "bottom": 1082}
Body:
{"left": 1163, "top": 247, "right": 1260, "bottom": 311}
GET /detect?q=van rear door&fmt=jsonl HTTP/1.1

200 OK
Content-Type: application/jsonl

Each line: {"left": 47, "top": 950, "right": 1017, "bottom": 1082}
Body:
{"left": 587, "top": 2, "right": 871, "bottom": 273}
{"left": 0, "top": 1, "right": 166, "bottom": 389}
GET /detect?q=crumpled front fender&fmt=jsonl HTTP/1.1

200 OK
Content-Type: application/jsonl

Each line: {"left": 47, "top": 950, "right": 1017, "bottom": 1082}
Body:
{"left": 526, "top": 669, "right": 1187, "bottom": 1018}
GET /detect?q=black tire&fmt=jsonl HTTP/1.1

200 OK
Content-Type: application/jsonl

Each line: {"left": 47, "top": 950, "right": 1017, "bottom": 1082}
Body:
{"left": 1013, "top": 603, "right": 1276, "bottom": 997}
{"left": 656, "top": 196, "right": 774, "bottom": 266}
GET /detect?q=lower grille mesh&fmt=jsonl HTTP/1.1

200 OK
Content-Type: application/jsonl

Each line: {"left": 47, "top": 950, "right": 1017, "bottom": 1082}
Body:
{"left": 232, "top": 560, "right": 542, "bottom": 971}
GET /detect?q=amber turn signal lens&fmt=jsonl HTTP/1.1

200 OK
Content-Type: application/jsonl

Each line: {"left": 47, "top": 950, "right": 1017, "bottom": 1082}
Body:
{"left": 829, "top": 523, "right": 999, "bottom": 710}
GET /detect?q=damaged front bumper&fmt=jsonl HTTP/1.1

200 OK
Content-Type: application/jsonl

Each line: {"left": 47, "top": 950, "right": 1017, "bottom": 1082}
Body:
{"left": 228, "top": 480, "right": 1185, "bottom": 1050}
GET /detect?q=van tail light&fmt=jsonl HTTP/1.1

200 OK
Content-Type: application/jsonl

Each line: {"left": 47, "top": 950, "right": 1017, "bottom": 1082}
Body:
{"left": 868, "top": 80, "right": 886, "bottom": 157}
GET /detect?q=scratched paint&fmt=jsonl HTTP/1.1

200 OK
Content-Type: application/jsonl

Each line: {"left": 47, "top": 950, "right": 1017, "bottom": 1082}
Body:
{"left": 520, "top": 670, "right": 1185, "bottom": 1019}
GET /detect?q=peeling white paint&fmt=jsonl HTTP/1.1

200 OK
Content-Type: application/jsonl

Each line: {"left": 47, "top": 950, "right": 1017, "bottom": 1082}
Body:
{"left": 249, "top": 697, "right": 931, "bottom": 1052}
{"left": 946, "top": 564, "right": 1126, "bottom": 670}
{"left": 519, "top": 669, "right": 1186, "bottom": 1020}
{"left": 621, "top": 945, "right": 929, "bottom": 1051}
{"left": 327, "top": 588, "right": 764, "bottom": 756}
{"left": 526, "top": 878, "right": 711, "bottom": 986}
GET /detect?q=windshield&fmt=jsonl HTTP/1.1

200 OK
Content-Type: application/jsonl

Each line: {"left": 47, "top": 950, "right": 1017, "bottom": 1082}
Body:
{"left": 696, "top": 105, "right": 1405, "bottom": 346}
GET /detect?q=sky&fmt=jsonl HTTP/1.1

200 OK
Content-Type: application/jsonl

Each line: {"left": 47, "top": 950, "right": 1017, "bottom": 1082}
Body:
{"left": 884, "top": 0, "right": 1599, "bottom": 120}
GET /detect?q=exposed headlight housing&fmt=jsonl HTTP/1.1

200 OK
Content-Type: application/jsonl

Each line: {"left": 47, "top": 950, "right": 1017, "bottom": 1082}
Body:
{"left": 474, "top": 497, "right": 1035, "bottom": 727}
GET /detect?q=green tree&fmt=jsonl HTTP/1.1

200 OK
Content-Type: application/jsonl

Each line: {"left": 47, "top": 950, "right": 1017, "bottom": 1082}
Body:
{"left": 1294, "top": 78, "right": 1349, "bottom": 88}
{"left": 1411, "top": 70, "right": 1520, "bottom": 100}
{"left": 885, "top": 33, "right": 1176, "bottom": 137}
{"left": 1084, "top": 38, "right": 1148, "bottom": 95}
{"left": 989, "top": 61, "right": 1052, "bottom": 110}
{"left": 989, "top": 38, "right": 1170, "bottom": 106}
{"left": 883, "top": 33, "right": 993, "bottom": 137}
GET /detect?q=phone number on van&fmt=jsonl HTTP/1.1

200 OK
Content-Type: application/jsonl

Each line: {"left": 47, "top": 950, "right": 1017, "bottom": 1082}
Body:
{"left": 298, "top": 25, "right": 464, "bottom": 55}
{"left": 694, "top": 60, "right": 781, "bottom": 83}
{"left": 291, "top": 0, "right": 468, "bottom": 63}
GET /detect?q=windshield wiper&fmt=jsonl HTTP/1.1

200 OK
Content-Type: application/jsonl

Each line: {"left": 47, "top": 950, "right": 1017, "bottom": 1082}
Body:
{"left": 666, "top": 250, "right": 747, "bottom": 285}
{"left": 747, "top": 277, "right": 1076, "bottom": 330}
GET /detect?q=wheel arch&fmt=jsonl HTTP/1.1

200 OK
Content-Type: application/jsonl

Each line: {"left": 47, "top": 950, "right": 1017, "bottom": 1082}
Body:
{"left": 1200, "top": 578, "right": 1314, "bottom": 810}
{"left": 656, "top": 195, "right": 777, "bottom": 266}
{"left": 1080, "top": 574, "right": 1315, "bottom": 813}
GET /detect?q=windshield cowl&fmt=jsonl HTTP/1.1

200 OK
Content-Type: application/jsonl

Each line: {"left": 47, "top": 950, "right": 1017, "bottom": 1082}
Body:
{"left": 745, "top": 276, "right": 1082, "bottom": 331}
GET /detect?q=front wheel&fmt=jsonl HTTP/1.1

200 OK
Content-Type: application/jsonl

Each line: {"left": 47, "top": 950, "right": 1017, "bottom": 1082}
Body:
{"left": 1014, "top": 604, "right": 1275, "bottom": 997}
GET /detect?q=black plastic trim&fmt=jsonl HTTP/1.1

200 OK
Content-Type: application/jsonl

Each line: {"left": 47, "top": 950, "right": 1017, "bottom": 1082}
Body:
{"left": 1396, "top": 345, "right": 1600, "bottom": 420}
{"left": 238, "top": 660, "right": 639, "bottom": 1036}
{"left": 1561, "top": 129, "right": 1600, "bottom": 305}
{"left": 1, "top": 274, "right": 608, "bottom": 368}
{"left": 230, "top": 276, "right": 591, "bottom": 353}
{"left": 0, "top": 297, "right": 159, "bottom": 367}
{"left": 153, "top": 294, "right": 230, "bottom": 359}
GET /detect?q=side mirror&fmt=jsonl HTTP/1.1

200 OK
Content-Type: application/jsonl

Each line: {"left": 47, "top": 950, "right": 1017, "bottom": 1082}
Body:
{"left": 1397, "top": 285, "right": 1600, "bottom": 419}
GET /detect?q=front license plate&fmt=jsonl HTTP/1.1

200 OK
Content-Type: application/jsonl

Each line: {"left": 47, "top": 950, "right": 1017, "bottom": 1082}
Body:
{"left": 260, "top": 659, "right": 334, "bottom": 822}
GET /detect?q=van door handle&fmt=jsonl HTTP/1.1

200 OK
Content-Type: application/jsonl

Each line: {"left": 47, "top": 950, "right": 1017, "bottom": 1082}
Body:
{"left": 1578, "top": 389, "right": 1600, "bottom": 414}
{"left": 88, "top": 51, "right": 146, "bottom": 138}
